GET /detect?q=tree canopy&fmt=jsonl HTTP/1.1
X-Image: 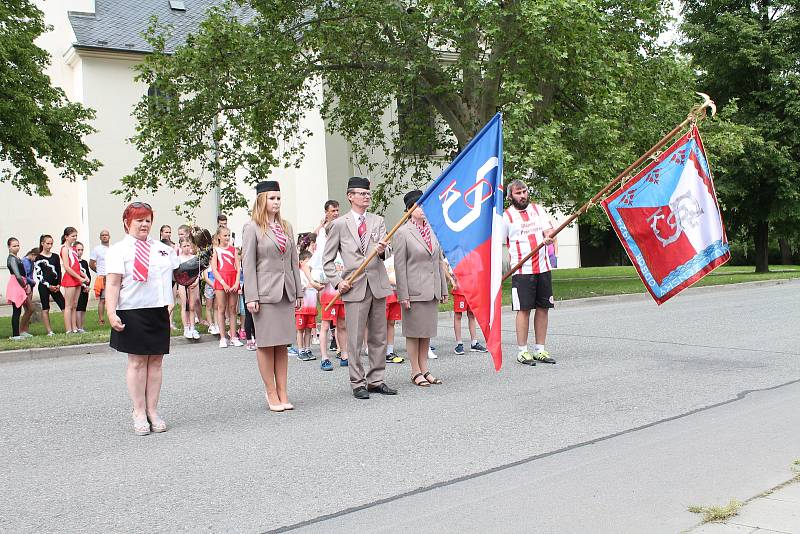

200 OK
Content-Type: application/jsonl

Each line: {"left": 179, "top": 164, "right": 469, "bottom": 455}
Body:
{"left": 0, "top": 0, "right": 100, "bottom": 195}
{"left": 127, "top": 0, "right": 697, "bottom": 217}
{"left": 682, "top": 0, "right": 800, "bottom": 271}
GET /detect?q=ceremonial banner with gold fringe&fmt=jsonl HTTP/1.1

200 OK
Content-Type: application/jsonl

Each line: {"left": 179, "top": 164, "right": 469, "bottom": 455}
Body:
{"left": 601, "top": 126, "right": 730, "bottom": 304}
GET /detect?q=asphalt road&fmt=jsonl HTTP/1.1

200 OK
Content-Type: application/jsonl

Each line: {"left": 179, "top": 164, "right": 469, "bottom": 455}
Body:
{"left": 1, "top": 280, "right": 798, "bottom": 533}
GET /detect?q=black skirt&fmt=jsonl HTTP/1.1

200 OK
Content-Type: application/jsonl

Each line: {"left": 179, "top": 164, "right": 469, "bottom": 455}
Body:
{"left": 110, "top": 307, "right": 171, "bottom": 355}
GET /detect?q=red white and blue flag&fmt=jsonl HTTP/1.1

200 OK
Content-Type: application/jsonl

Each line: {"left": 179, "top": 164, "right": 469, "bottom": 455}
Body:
{"left": 418, "top": 113, "right": 505, "bottom": 369}
{"left": 601, "top": 126, "right": 730, "bottom": 304}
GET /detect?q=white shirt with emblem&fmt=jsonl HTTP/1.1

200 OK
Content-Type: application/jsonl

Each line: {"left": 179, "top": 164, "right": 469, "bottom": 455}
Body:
{"left": 502, "top": 203, "right": 556, "bottom": 275}
{"left": 105, "top": 235, "right": 180, "bottom": 310}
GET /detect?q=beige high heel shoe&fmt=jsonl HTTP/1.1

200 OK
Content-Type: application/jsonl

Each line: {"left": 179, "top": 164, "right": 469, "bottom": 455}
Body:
{"left": 265, "top": 392, "right": 284, "bottom": 412}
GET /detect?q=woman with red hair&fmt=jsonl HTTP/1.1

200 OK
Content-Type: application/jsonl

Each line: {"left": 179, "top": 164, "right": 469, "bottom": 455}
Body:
{"left": 105, "top": 202, "right": 180, "bottom": 436}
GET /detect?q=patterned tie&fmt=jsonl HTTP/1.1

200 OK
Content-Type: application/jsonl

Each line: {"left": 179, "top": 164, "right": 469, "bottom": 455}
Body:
{"left": 271, "top": 222, "right": 287, "bottom": 253}
{"left": 358, "top": 215, "right": 367, "bottom": 253}
{"left": 417, "top": 221, "right": 432, "bottom": 251}
{"left": 132, "top": 239, "right": 151, "bottom": 282}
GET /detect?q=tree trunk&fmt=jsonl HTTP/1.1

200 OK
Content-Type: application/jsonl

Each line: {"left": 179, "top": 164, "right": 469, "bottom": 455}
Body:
{"left": 753, "top": 220, "right": 769, "bottom": 273}
{"left": 778, "top": 238, "right": 792, "bottom": 265}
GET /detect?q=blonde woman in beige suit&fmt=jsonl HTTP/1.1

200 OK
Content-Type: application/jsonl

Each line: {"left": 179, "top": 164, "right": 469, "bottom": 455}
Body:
{"left": 242, "top": 181, "right": 302, "bottom": 412}
{"left": 393, "top": 190, "right": 449, "bottom": 387}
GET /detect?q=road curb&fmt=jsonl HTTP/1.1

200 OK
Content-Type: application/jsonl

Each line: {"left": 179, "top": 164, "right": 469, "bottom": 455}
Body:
{"left": 0, "top": 334, "right": 219, "bottom": 364}
{"left": 3, "top": 278, "right": 797, "bottom": 364}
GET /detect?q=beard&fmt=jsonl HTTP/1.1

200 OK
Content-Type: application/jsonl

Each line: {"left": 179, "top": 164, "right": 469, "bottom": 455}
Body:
{"left": 511, "top": 197, "right": 529, "bottom": 210}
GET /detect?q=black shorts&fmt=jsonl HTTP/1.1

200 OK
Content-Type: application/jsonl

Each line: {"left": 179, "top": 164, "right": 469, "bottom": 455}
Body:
{"left": 38, "top": 284, "right": 65, "bottom": 311}
{"left": 511, "top": 272, "right": 554, "bottom": 310}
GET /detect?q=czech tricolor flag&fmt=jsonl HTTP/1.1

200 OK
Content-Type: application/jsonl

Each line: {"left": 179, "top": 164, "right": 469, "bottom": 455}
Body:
{"left": 418, "top": 113, "right": 505, "bottom": 370}
{"left": 602, "top": 126, "right": 730, "bottom": 304}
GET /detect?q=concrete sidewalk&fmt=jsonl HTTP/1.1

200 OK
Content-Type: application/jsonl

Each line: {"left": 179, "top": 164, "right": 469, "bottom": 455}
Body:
{"left": 687, "top": 480, "right": 800, "bottom": 533}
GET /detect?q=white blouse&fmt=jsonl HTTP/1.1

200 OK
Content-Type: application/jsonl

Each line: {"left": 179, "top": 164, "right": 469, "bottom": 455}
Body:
{"left": 105, "top": 235, "right": 180, "bottom": 310}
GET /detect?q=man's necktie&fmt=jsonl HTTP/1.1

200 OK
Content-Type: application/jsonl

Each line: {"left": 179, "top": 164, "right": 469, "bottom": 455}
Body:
{"left": 133, "top": 239, "right": 151, "bottom": 282}
{"left": 358, "top": 215, "right": 367, "bottom": 253}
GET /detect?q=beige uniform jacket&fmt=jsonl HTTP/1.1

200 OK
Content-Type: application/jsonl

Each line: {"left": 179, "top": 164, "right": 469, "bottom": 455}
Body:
{"left": 393, "top": 221, "right": 448, "bottom": 302}
{"left": 242, "top": 220, "right": 301, "bottom": 304}
{"left": 322, "top": 211, "right": 392, "bottom": 302}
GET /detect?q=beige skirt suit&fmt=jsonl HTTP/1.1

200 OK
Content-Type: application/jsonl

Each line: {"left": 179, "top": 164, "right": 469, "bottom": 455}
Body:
{"left": 393, "top": 221, "right": 448, "bottom": 338}
{"left": 242, "top": 220, "right": 302, "bottom": 347}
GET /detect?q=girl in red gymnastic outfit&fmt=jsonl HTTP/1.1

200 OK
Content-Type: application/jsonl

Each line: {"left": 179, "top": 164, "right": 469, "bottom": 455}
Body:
{"left": 211, "top": 226, "right": 243, "bottom": 347}
{"left": 60, "top": 226, "right": 89, "bottom": 334}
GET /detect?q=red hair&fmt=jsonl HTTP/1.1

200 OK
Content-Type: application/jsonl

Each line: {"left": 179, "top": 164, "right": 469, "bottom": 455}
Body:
{"left": 122, "top": 203, "right": 154, "bottom": 231}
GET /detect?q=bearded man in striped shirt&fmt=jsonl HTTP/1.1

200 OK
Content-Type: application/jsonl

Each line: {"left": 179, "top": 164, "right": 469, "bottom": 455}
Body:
{"left": 502, "top": 179, "right": 558, "bottom": 366}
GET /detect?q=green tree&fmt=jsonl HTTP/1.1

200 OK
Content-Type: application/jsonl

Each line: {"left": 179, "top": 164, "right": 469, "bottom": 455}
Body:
{"left": 682, "top": 0, "right": 800, "bottom": 272}
{"left": 0, "top": 0, "right": 101, "bottom": 195}
{"left": 126, "top": 0, "right": 695, "bottom": 216}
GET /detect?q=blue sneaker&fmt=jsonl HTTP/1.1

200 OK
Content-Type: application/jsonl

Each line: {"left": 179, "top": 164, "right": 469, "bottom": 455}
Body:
{"left": 470, "top": 341, "right": 488, "bottom": 353}
{"left": 321, "top": 359, "right": 333, "bottom": 371}
{"left": 289, "top": 346, "right": 299, "bottom": 358}
{"left": 301, "top": 349, "right": 316, "bottom": 361}
{"left": 340, "top": 357, "right": 348, "bottom": 367}
{"left": 453, "top": 343, "right": 465, "bottom": 355}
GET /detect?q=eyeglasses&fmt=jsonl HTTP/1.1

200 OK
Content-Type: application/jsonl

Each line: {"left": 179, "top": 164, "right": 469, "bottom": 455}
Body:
{"left": 130, "top": 202, "right": 152, "bottom": 209}
{"left": 350, "top": 191, "right": 371, "bottom": 197}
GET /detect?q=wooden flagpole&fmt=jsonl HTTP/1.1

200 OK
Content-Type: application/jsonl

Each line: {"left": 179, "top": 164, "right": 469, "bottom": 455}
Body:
{"left": 502, "top": 92, "right": 717, "bottom": 282}
{"left": 323, "top": 203, "right": 418, "bottom": 312}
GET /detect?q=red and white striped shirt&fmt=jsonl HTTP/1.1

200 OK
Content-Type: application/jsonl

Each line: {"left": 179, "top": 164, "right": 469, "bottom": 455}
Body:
{"left": 503, "top": 203, "right": 555, "bottom": 275}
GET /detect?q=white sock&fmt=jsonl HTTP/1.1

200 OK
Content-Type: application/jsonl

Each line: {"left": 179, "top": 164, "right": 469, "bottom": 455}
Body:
{"left": 471, "top": 339, "right": 478, "bottom": 346}
{"left": 534, "top": 344, "right": 545, "bottom": 353}
{"left": 387, "top": 344, "right": 394, "bottom": 355}
{"left": 517, "top": 345, "right": 527, "bottom": 353}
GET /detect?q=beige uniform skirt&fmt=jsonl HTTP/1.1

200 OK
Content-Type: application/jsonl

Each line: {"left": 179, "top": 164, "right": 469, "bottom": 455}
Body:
{"left": 252, "top": 294, "right": 295, "bottom": 348}
{"left": 401, "top": 299, "right": 438, "bottom": 338}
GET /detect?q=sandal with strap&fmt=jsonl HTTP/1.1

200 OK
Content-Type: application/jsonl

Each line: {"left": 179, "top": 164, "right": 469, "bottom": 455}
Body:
{"left": 148, "top": 415, "right": 167, "bottom": 433}
{"left": 132, "top": 412, "right": 150, "bottom": 436}
{"left": 411, "top": 372, "right": 430, "bottom": 387}
{"left": 423, "top": 371, "right": 442, "bottom": 385}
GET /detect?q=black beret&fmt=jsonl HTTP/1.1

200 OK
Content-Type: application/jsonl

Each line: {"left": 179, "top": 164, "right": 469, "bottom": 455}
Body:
{"left": 256, "top": 181, "right": 280, "bottom": 194}
{"left": 403, "top": 190, "right": 423, "bottom": 209}
{"left": 347, "top": 176, "right": 370, "bottom": 190}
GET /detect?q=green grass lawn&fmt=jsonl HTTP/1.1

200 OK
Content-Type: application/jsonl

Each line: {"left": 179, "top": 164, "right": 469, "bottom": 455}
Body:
{"left": 441, "top": 264, "right": 800, "bottom": 311}
{"left": 3, "top": 265, "right": 798, "bottom": 351}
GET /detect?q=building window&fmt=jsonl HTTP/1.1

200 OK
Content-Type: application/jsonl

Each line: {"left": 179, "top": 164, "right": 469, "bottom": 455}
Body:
{"left": 147, "top": 83, "right": 172, "bottom": 116}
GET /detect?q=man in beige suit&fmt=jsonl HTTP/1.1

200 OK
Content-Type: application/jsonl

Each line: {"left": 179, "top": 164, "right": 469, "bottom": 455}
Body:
{"left": 323, "top": 176, "right": 397, "bottom": 399}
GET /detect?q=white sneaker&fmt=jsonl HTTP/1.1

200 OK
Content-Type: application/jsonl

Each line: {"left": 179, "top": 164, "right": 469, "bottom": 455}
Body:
{"left": 76, "top": 328, "right": 87, "bottom": 333}
{"left": 191, "top": 329, "right": 200, "bottom": 340}
{"left": 428, "top": 348, "right": 438, "bottom": 359}
{"left": 20, "top": 332, "right": 33, "bottom": 338}
{"left": 184, "top": 327, "right": 192, "bottom": 340}
{"left": 9, "top": 335, "right": 24, "bottom": 341}
{"left": 209, "top": 324, "right": 220, "bottom": 335}
{"left": 46, "top": 331, "right": 55, "bottom": 337}
{"left": 219, "top": 338, "right": 228, "bottom": 348}
{"left": 230, "top": 337, "right": 244, "bottom": 347}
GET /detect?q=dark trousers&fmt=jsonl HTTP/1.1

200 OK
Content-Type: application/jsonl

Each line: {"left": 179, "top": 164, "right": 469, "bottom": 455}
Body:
{"left": 11, "top": 304, "right": 22, "bottom": 337}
